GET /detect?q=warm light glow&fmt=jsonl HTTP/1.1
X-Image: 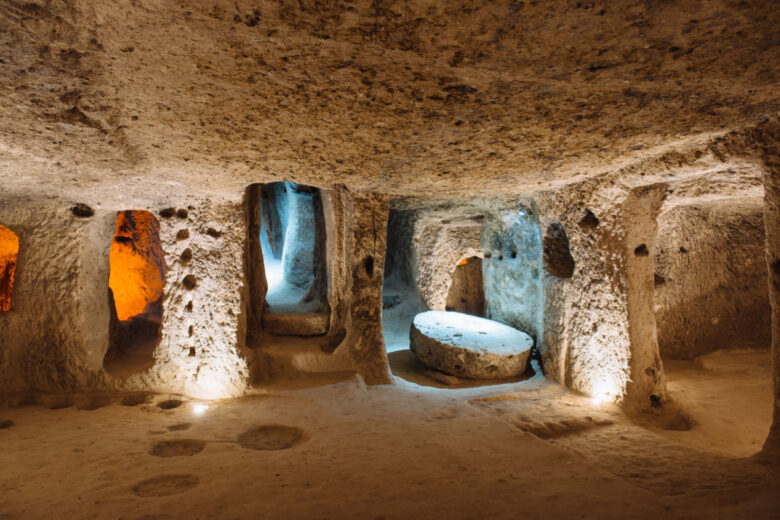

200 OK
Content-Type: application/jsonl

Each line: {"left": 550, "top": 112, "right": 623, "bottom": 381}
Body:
{"left": 578, "top": 328, "right": 629, "bottom": 405}
{"left": 109, "top": 211, "right": 167, "bottom": 321}
{"left": 588, "top": 378, "right": 619, "bottom": 404}
{"left": 185, "top": 368, "right": 236, "bottom": 400}
{"left": 0, "top": 225, "right": 19, "bottom": 313}
{"left": 192, "top": 402, "right": 209, "bottom": 415}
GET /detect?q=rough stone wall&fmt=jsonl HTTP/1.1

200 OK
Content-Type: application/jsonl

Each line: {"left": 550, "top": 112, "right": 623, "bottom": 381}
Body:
{"left": 410, "top": 212, "right": 483, "bottom": 310}
{"left": 264, "top": 183, "right": 289, "bottom": 259}
{"left": 280, "top": 185, "right": 317, "bottom": 289}
{"left": 319, "top": 187, "right": 350, "bottom": 336}
{"left": 445, "top": 257, "right": 484, "bottom": 316}
{"left": 654, "top": 199, "right": 770, "bottom": 358}
{"left": 536, "top": 182, "right": 667, "bottom": 407}
{"left": 482, "top": 203, "right": 544, "bottom": 343}
{"left": 541, "top": 275, "right": 570, "bottom": 385}
{"left": 245, "top": 185, "right": 267, "bottom": 345}
{"left": 0, "top": 197, "right": 113, "bottom": 395}
{"left": 0, "top": 195, "right": 260, "bottom": 399}
{"left": 336, "top": 191, "right": 392, "bottom": 384}
{"left": 119, "top": 199, "right": 252, "bottom": 399}
{"left": 749, "top": 120, "right": 780, "bottom": 459}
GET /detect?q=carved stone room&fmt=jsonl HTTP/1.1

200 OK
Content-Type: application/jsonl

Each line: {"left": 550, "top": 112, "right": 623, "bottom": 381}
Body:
{"left": 0, "top": 1, "right": 778, "bottom": 518}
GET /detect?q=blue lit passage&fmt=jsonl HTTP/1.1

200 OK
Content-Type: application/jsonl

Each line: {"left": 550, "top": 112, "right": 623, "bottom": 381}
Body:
{"left": 259, "top": 182, "right": 321, "bottom": 312}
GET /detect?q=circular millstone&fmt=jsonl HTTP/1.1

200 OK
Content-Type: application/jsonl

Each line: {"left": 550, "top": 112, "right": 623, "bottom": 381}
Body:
{"left": 409, "top": 311, "right": 533, "bottom": 380}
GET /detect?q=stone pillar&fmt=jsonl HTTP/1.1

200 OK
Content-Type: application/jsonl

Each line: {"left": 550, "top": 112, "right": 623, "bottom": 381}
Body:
{"left": 536, "top": 182, "right": 668, "bottom": 409}
{"left": 342, "top": 191, "right": 392, "bottom": 384}
{"left": 621, "top": 184, "right": 668, "bottom": 409}
{"left": 536, "top": 186, "right": 634, "bottom": 404}
{"left": 132, "top": 199, "right": 251, "bottom": 399}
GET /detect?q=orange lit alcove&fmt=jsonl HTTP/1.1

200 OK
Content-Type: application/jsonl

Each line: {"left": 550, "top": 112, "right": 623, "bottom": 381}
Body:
{"left": 0, "top": 224, "right": 19, "bottom": 313}
{"left": 103, "top": 210, "right": 167, "bottom": 377}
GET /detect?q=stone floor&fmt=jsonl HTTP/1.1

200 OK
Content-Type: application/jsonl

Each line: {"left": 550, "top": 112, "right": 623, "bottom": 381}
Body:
{"left": 0, "top": 350, "right": 777, "bottom": 519}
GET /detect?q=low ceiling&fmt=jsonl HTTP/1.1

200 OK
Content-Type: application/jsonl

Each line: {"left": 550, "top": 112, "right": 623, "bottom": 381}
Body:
{"left": 0, "top": 0, "right": 778, "bottom": 201}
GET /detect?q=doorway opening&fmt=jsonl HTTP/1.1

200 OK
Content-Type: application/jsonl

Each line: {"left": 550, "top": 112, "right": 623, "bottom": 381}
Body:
{"left": 0, "top": 225, "right": 19, "bottom": 313}
{"left": 650, "top": 196, "right": 773, "bottom": 456}
{"left": 382, "top": 209, "right": 532, "bottom": 388}
{"left": 260, "top": 182, "right": 325, "bottom": 313}
{"left": 103, "top": 210, "right": 167, "bottom": 377}
{"left": 249, "top": 182, "right": 330, "bottom": 340}
{"left": 444, "top": 256, "right": 485, "bottom": 316}
{"left": 247, "top": 182, "right": 347, "bottom": 384}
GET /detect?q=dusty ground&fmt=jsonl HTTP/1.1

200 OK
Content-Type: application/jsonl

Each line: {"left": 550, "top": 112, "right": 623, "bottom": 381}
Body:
{"left": 0, "top": 350, "right": 776, "bottom": 520}
{"left": 660, "top": 349, "right": 774, "bottom": 457}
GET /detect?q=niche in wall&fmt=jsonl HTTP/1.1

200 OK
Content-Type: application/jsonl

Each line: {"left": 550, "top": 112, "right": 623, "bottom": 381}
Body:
{"left": 104, "top": 210, "right": 167, "bottom": 377}
{"left": 0, "top": 225, "right": 19, "bottom": 313}
{"left": 445, "top": 256, "right": 485, "bottom": 316}
{"left": 542, "top": 218, "right": 575, "bottom": 279}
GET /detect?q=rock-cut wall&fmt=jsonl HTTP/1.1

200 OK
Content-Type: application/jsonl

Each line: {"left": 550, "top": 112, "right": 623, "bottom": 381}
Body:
{"left": 0, "top": 195, "right": 254, "bottom": 400}
{"left": 121, "top": 199, "right": 252, "bottom": 399}
{"left": 0, "top": 197, "right": 114, "bottom": 395}
{"left": 749, "top": 120, "right": 780, "bottom": 459}
{"left": 536, "top": 182, "right": 667, "bottom": 408}
{"left": 654, "top": 199, "right": 770, "bottom": 358}
{"left": 481, "top": 203, "right": 544, "bottom": 343}
{"left": 0, "top": 188, "right": 393, "bottom": 400}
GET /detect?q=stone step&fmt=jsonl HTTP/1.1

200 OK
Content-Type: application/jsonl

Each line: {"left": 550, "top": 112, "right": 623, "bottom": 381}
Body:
{"left": 262, "top": 312, "right": 329, "bottom": 336}
{"left": 253, "top": 335, "right": 348, "bottom": 381}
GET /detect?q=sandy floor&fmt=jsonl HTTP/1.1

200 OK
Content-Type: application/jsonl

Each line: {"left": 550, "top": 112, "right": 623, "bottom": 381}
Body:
{"left": 0, "top": 349, "right": 777, "bottom": 519}
{"left": 660, "top": 349, "right": 774, "bottom": 457}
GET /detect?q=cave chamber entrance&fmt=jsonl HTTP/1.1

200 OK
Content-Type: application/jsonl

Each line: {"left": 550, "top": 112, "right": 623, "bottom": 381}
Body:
{"left": 103, "top": 210, "right": 167, "bottom": 378}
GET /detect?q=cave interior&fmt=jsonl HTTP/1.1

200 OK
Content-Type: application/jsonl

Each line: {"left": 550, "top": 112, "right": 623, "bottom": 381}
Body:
{"left": 0, "top": 1, "right": 779, "bottom": 518}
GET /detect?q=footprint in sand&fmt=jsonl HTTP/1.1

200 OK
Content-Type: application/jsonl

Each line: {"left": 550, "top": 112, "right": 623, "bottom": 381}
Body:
{"left": 131, "top": 474, "right": 199, "bottom": 497}
{"left": 237, "top": 425, "right": 308, "bottom": 451}
{"left": 167, "top": 422, "right": 192, "bottom": 432}
{"left": 157, "top": 399, "right": 183, "bottom": 410}
{"left": 149, "top": 439, "right": 206, "bottom": 457}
